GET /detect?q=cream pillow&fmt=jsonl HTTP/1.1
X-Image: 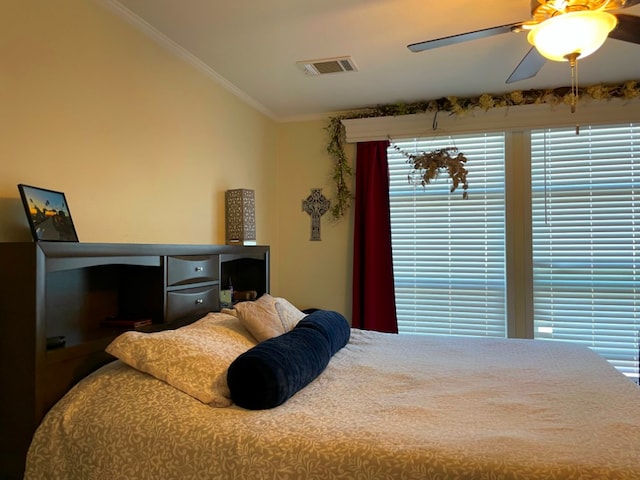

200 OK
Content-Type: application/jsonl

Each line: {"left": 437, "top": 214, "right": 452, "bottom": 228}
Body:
{"left": 105, "top": 312, "right": 256, "bottom": 407}
{"left": 234, "top": 294, "right": 308, "bottom": 342}
{"left": 234, "top": 293, "right": 282, "bottom": 342}
{"left": 274, "top": 297, "right": 307, "bottom": 331}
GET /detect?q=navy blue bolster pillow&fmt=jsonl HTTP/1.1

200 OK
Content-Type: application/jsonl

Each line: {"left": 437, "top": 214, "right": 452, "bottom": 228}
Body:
{"left": 227, "top": 327, "right": 331, "bottom": 409}
{"left": 227, "top": 311, "right": 350, "bottom": 410}
{"left": 295, "top": 310, "right": 350, "bottom": 355}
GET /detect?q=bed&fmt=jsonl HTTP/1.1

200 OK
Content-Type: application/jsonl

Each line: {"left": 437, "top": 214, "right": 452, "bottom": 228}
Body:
{"left": 25, "top": 295, "right": 640, "bottom": 479}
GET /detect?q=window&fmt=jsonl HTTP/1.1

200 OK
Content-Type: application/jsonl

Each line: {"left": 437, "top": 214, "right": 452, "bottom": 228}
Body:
{"left": 388, "top": 133, "right": 506, "bottom": 337}
{"left": 531, "top": 124, "right": 640, "bottom": 379}
{"left": 389, "top": 125, "right": 640, "bottom": 380}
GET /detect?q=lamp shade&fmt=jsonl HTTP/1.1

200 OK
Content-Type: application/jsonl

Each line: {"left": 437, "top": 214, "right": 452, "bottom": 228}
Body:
{"left": 225, "top": 189, "right": 256, "bottom": 245}
{"left": 527, "top": 10, "right": 617, "bottom": 62}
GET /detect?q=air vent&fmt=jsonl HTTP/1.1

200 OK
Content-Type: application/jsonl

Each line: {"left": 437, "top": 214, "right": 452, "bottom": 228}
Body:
{"left": 296, "top": 56, "right": 358, "bottom": 76}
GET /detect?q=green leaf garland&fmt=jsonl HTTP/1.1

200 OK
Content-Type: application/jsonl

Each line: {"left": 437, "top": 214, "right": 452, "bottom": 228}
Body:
{"left": 326, "top": 80, "right": 640, "bottom": 219}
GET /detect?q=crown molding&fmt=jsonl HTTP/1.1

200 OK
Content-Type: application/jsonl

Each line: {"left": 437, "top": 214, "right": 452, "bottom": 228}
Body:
{"left": 95, "top": 0, "right": 277, "bottom": 121}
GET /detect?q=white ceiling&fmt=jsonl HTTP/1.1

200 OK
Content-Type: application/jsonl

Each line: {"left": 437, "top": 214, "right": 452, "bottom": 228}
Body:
{"left": 107, "top": 0, "right": 640, "bottom": 121}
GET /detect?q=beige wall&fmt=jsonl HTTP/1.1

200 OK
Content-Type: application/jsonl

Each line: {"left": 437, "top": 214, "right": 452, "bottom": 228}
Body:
{"left": 274, "top": 120, "right": 355, "bottom": 315}
{"left": 0, "top": 0, "right": 276, "bottom": 246}
{"left": 0, "top": 0, "right": 355, "bottom": 319}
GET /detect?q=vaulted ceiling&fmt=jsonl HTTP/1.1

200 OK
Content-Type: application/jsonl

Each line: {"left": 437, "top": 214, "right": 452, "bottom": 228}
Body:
{"left": 108, "top": 0, "right": 640, "bottom": 121}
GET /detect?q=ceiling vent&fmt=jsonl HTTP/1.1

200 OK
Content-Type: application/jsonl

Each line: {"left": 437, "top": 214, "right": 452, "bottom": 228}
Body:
{"left": 296, "top": 56, "right": 358, "bottom": 76}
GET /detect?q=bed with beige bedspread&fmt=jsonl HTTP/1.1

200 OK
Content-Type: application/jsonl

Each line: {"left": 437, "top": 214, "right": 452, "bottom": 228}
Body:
{"left": 25, "top": 312, "right": 640, "bottom": 479}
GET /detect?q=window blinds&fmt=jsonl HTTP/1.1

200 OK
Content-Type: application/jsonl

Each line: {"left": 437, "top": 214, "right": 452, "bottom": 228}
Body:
{"left": 531, "top": 124, "right": 640, "bottom": 379}
{"left": 388, "top": 134, "right": 507, "bottom": 337}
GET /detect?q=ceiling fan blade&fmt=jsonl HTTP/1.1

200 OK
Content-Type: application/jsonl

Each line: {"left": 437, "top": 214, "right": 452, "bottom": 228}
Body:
{"left": 506, "top": 47, "right": 547, "bottom": 83}
{"left": 620, "top": 0, "right": 640, "bottom": 8}
{"left": 408, "top": 22, "right": 524, "bottom": 53}
{"left": 609, "top": 14, "right": 640, "bottom": 44}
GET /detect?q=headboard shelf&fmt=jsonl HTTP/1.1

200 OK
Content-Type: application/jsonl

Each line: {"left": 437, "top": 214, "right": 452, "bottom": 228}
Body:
{"left": 0, "top": 241, "right": 269, "bottom": 480}
{"left": 45, "top": 333, "right": 115, "bottom": 362}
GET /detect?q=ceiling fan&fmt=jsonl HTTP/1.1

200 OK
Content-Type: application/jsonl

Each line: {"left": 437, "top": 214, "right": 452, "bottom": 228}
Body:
{"left": 408, "top": 0, "right": 640, "bottom": 84}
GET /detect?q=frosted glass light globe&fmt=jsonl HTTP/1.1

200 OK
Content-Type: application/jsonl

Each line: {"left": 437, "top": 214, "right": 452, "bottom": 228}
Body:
{"left": 528, "top": 11, "right": 617, "bottom": 62}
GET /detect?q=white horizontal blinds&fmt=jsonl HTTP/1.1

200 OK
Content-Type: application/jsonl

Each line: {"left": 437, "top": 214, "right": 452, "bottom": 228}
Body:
{"left": 388, "top": 133, "right": 506, "bottom": 338}
{"left": 531, "top": 124, "right": 640, "bottom": 379}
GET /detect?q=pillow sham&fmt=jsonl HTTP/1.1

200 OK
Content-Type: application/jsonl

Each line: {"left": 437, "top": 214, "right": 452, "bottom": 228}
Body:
{"left": 105, "top": 312, "right": 256, "bottom": 407}
{"left": 274, "top": 297, "right": 307, "bottom": 331}
{"left": 234, "top": 294, "right": 307, "bottom": 342}
{"left": 234, "top": 293, "right": 282, "bottom": 342}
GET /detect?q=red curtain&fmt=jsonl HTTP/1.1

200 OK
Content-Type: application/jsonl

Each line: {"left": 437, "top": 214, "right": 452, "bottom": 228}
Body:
{"left": 352, "top": 140, "right": 398, "bottom": 333}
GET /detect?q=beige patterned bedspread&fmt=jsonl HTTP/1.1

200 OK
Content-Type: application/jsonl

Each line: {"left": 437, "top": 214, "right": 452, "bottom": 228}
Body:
{"left": 26, "top": 330, "right": 640, "bottom": 479}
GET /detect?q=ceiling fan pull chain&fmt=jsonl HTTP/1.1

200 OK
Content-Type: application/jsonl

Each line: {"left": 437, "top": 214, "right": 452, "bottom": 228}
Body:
{"left": 573, "top": 55, "right": 578, "bottom": 114}
{"left": 566, "top": 52, "right": 580, "bottom": 114}
{"left": 571, "top": 57, "right": 577, "bottom": 114}
{"left": 565, "top": 52, "right": 581, "bottom": 132}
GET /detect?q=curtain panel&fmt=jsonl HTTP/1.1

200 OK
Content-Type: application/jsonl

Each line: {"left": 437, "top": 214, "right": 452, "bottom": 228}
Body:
{"left": 352, "top": 140, "right": 398, "bottom": 333}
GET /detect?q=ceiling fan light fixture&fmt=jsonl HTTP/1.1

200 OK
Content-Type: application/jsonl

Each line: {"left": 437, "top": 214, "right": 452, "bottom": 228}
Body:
{"left": 527, "top": 10, "right": 617, "bottom": 62}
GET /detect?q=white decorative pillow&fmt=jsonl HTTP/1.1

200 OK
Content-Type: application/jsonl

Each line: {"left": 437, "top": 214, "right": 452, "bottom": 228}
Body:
{"left": 234, "top": 293, "right": 282, "bottom": 342}
{"left": 234, "top": 294, "right": 307, "bottom": 342}
{"left": 275, "top": 297, "right": 307, "bottom": 331}
{"left": 105, "top": 312, "right": 256, "bottom": 407}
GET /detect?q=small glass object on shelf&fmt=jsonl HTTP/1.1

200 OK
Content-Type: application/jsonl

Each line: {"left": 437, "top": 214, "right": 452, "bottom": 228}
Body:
{"left": 220, "top": 277, "right": 233, "bottom": 308}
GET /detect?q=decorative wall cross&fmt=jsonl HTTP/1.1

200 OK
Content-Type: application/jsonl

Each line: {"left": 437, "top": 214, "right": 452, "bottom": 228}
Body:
{"left": 302, "top": 188, "right": 330, "bottom": 241}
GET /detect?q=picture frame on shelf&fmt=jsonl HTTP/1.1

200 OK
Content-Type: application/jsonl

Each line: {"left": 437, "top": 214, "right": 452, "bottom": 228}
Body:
{"left": 18, "top": 184, "right": 79, "bottom": 242}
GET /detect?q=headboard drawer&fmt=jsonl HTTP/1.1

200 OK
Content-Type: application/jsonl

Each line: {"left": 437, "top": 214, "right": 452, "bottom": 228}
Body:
{"left": 167, "top": 255, "right": 219, "bottom": 287}
{"left": 166, "top": 284, "right": 219, "bottom": 324}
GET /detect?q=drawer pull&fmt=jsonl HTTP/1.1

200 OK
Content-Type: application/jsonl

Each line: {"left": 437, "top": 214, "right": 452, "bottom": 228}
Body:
{"left": 195, "top": 266, "right": 204, "bottom": 272}
{"left": 195, "top": 298, "right": 204, "bottom": 304}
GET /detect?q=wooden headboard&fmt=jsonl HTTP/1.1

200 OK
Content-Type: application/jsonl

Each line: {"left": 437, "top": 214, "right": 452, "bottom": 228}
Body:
{"left": 0, "top": 241, "right": 269, "bottom": 480}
